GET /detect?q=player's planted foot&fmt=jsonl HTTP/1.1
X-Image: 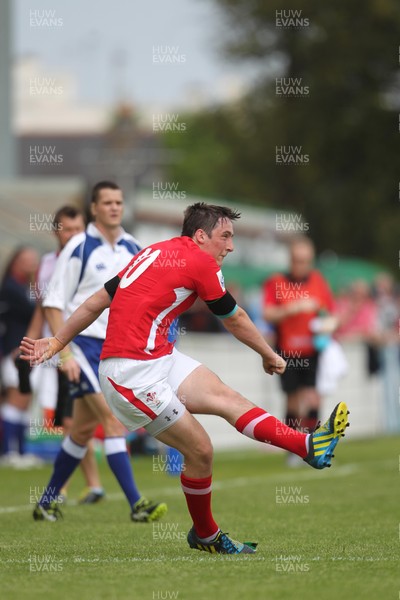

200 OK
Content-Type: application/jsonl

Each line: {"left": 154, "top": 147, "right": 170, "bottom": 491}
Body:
{"left": 304, "top": 402, "right": 350, "bottom": 469}
{"left": 33, "top": 502, "right": 63, "bottom": 522}
{"left": 78, "top": 487, "right": 105, "bottom": 504}
{"left": 187, "top": 527, "right": 257, "bottom": 554}
{"left": 130, "top": 497, "right": 167, "bottom": 523}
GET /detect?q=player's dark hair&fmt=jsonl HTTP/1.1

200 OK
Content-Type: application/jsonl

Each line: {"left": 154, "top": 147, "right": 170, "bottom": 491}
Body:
{"left": 91, "top": 181, "right": 121, "bottom": 204}
{"left": 53, "top": 205, "right": 84, "bottom": 230}
{"left": 181, "top": 202, "right": 241, "bottom": 238}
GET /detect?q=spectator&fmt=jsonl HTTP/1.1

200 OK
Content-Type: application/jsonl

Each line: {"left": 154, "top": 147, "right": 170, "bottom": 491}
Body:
{"left": 335, "top": 280, "right": 377, "bottom": 343}
{"left": 373, "top": 273, "right": 400, "bottom": 432}
{"left": 263, "top": 236, "right": 335, "bottom": 466}
{"left": 0, "top": 246, "right": 40, "bottom": 465}
{"left": 335, "top": 279, "right": 380, "bottom": 379}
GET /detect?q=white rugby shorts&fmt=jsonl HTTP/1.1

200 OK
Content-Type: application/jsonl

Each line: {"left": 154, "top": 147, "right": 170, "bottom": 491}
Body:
{"left": 98, "top": 348, "right": 200, "bottom": 436}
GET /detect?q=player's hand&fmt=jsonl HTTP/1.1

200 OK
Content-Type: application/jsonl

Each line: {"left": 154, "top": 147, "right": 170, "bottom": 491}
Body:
{"left": 59, "top": 350, "right": 81, "bottom": 383}
{"left": 288, "top": 297, "right": 320, "bottom": 315}
{"left": 20, "top": 336, "right": 63, "bottom": 366}
{"left": 263, "top": 353, "right": 286, "bottom": 375}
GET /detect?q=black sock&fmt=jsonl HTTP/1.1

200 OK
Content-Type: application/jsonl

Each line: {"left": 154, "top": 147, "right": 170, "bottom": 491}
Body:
{"left": 285, "top": 412, "right": 300, "bottom": 430}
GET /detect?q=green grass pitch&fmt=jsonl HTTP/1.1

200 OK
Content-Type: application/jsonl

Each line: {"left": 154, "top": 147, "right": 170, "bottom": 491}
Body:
{"left": 0, "top": 436, "right": 398, "bottom": 600}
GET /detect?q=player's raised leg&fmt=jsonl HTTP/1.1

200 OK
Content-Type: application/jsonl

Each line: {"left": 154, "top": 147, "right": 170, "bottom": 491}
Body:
{"left": 176, "top": 364, "right": 349, "bottom": 469}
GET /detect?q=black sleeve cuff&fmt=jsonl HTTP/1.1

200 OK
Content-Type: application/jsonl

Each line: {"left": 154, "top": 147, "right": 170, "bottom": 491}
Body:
{"left": 205, "top": 291, "right": 238, "bottom": 318}
{"left": 104, "top": 275, "right": 120, "bottom": 299}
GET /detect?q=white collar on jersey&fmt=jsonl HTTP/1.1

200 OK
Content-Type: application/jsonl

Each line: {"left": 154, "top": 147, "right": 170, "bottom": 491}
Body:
{"left": 87, "top": 222, "right": 128, "bottom": 244}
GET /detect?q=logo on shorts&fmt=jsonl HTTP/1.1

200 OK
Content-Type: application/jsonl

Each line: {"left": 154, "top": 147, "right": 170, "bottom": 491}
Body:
{"left": 96, "top": 263, "right": 107, "bottom": 270}
{"left": 146, "top": 391, "right": 161, "bottom": 408}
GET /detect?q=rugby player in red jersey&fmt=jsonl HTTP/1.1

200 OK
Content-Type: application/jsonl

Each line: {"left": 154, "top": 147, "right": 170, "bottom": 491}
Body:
{"left": 21, "top": 203, "right": 349, "bottom": 554}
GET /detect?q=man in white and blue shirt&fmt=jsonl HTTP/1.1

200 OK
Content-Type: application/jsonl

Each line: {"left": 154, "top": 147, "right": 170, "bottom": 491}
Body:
{"left": 43, "top": 223, "right": 141, "bottom": 396}
{"left": 34, "top": 181, "right": 167, "bottom": 522}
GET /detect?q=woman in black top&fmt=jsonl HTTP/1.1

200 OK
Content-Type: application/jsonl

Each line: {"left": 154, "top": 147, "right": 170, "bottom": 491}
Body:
{"left": 0, "top": 246, "right": 39, "bottom": 463}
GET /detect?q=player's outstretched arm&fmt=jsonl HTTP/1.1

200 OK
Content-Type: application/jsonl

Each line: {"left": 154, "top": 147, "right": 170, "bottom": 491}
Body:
{"left": 20, "top": 287, "right": 111, "bottom": 365}
{"left": 222, "top": 306, "right": 286, "bottom": 375}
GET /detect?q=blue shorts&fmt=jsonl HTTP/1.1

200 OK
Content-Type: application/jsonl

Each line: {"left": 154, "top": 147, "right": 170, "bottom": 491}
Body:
{"left": 69, "top": 335, "right": 104, "bottom": 399}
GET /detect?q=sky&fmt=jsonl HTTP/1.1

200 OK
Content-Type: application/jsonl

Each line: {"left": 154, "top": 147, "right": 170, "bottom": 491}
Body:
{"left": 14, "top": 0, "right": 254, "bottom": 110}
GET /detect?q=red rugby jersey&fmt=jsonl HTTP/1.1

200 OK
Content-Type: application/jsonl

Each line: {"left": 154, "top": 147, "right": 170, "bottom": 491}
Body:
{"left": 101, "top": 237, "right": 227, "bottom": 360}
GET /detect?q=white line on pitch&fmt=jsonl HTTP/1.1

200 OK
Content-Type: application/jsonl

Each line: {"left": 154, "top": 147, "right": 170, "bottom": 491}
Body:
{"left": 0, "top": 463, "right": 358, "bottom": 515}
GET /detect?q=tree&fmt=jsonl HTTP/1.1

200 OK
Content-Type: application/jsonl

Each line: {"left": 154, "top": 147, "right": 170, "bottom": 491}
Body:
{"left": 163, "top": 0, "right": 400, "bottom": 270}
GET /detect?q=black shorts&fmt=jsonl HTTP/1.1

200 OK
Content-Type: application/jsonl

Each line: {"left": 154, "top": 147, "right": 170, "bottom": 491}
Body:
{"left": 279, "top": 351, "right": 319, "bottom": 394}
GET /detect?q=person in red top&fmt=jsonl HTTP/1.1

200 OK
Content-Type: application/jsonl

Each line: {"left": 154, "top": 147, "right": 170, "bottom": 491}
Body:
{"left": 263, "top": 236, "right": 335, "bottom": 455}
{"left": 21, "top": 203, "right": 349, "bottom": 555}
{"left": 335, "top": 280, "right": 377, "bottom": 341}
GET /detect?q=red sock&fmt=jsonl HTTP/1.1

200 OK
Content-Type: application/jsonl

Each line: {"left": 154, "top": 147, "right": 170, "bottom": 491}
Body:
{"left": 181, "top": 474, "right": 219, "bottom": 539}
{"left": 235, "top": 407, "right": 308, "bottom": 458}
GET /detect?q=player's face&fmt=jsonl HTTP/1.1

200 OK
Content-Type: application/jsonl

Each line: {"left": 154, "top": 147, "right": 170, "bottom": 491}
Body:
{"left": 56, "top": 215, "right": 85, "bottom": 249}
{"left": 202, "top": 218, "right": 235, "bottom": 266}
{"left": 290, "top": 243, "right": 314, "bottom": 279}
{"left": 91, "top": 188, "right": 124, "bottom": 229}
